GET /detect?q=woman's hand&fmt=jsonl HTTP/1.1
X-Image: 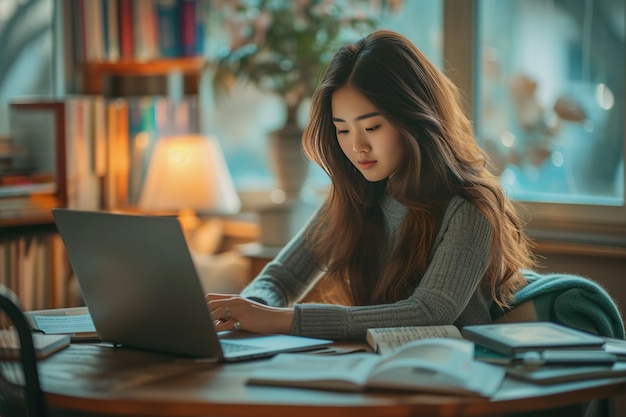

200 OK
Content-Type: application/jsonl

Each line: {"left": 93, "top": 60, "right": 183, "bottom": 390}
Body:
{"left": 206, "top": 293, "right": 294, "bottom": 334}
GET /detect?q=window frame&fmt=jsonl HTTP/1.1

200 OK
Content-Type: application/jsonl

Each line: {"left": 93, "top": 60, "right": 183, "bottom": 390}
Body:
{"left": 444, "top": 0, "right": 626, "bottom": 246}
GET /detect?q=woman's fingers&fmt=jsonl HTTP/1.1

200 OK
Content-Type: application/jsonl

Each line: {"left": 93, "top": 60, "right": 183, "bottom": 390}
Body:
{"left": 209, "top": 295, "right": 245, "bottom": 332}
{"left": 207, "top": 295, "right": 240, "bottom": 318}
{"left": 206, "top": 294, "right": 293, "bottom": 334}
{"left": 205, "top": 292, "right": 238, "bottom": 302}
{"left": 211, "top": 306, "right": 232, "bottom": 322}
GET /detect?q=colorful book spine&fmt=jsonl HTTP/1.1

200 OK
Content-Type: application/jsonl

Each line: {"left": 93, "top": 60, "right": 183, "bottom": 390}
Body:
{"left": 105, "top": 0, "right": 120, "bottom": 61}
{"left": 155, "top": 0, "right": 182, "bottom": 57}
{"left": 73, "top": 0, "right": 86, "bottom": 62}
{"left": 180, "top": 0, "right": 199, "bottom": 56}
{"left": 118, "top": 0, "right": 134, "bottom": 59}
{"left": 74, "top": 0, "right": 205, "bottom": 61}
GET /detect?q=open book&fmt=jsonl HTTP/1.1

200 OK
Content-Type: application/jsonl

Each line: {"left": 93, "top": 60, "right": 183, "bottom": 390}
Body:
{"left": 248, "top": 338, "right": 505, "bottom": 398}
{"left": 366, "top": 325, "right": 462, "bottom": 355}
{"left": 366, "top": 324, "right": 511, "bottom": 364}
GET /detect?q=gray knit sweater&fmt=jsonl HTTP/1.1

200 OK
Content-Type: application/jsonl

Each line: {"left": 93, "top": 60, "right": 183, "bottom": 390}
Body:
{"left": 240, "top": 195, "right": 494, "bottom": 340}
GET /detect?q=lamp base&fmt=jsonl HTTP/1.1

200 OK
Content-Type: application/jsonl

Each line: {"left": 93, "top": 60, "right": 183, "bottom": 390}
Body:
{"left": 177, "top": 210, "right": 225, "bottom": 255}
{"left": 177, "top": 209, "right": 200, "bottom": 231}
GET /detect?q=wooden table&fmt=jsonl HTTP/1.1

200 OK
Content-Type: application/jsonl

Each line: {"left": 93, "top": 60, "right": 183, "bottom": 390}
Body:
{"left": 41, "top": 343, "right": 626, "bottom": 417}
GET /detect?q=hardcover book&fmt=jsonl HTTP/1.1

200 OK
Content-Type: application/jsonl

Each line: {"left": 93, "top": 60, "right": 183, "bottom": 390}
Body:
{"left": 461, "top": 322, "right": 606, "bottom": 356}
{"left": 0, "top": 329, "right": 70, "bottom": 360}
{"left": 506, "top": 362, "right": 626, "bottom": 384}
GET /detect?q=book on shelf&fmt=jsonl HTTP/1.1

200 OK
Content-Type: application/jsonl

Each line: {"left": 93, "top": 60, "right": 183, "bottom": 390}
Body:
{"left": 73, "top": 0, "right": 205, "bottom": 62}
{"left": 461, "top": 321, "right": 606, "bottom": 356}
{"left": 247, "top": 338, "right": 505, "bottom": 398}
{"left": 105, "top": 98, "right": 130, "bottom": 209}
{"left": 133, "top": 0, "right": 159, "bottom": 60}
{"left": 104, "top": 0, "right": 121, "bottom": 61}
{"left": 155, "top": 0, "right": 182, "bottom": 57}
{"left": 0, "top": 328, "right": 70, "bottom": 360}
{"left": 180, "top": 0, "right": 205, "bottom": 56}
{"left": 119, "top": 0, "right": 134, "bottom": 59}
{"left": 0, "top": 233, "right": 69, "bottom": 312}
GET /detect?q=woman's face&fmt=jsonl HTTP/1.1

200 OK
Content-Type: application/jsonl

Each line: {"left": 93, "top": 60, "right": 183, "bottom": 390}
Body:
{"left": 331, "top": 86, "right": 404, "bottom": 182}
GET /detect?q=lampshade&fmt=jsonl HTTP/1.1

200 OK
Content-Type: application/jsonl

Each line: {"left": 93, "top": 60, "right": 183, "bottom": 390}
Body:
{"left": 138, "top": 135, "right": 240, "bottom": 215}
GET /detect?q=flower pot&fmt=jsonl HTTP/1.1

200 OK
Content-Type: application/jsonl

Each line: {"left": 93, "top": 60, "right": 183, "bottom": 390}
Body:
{"left": 268, "top": 124, "right": 309, "bottom": 201}
{"left": 258, "top": 123, "right": 313, "bottom": 246}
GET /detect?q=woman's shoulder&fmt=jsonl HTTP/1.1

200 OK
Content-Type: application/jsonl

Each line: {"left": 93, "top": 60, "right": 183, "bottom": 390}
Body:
{"left": 445, "top": 194, "right": 476, "bottom": 213}
{"left": 442, "top": 195, "right": 489, "bottom": 227}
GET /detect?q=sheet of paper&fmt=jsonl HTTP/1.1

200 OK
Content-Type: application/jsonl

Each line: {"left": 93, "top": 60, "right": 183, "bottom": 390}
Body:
{"left": 34, "top": 314, "right": 96, "bottom": 334}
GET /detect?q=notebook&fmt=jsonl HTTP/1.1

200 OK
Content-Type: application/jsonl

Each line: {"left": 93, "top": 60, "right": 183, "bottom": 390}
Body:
{"left": 51, "top": 208, "right": 332, "bottom": 361}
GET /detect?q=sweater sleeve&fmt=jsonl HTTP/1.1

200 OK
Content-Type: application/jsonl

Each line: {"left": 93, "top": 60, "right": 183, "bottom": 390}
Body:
{"left": 240, "top": 214, "right": 323, "bottom": 307}
{"left": 292, "top": 197, "right": 494, "bottom": 340}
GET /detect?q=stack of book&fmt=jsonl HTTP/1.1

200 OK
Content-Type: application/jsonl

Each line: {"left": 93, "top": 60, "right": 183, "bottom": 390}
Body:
{"left": 365, "top": 321, "right": 626, "bottom": 384}
{"left": 462, "top": 322, "right": 625, "bottom": 384}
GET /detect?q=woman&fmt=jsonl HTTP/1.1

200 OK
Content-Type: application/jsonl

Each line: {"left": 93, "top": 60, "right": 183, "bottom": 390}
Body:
{"left": 207, "top": 29, "right": 536, "bottom": 340}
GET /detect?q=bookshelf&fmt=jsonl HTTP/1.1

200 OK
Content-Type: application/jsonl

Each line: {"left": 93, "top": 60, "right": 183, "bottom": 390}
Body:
{"left": 0, "top": 221, "right": 73, "bottom": 311}
{"left": 74, "top": 0, "right": 207, "bottom": 97}
{"left": 1, "top": 0, "right": 208, "bottom": 311}
{"left": 0, "top": 215, "right": 54, "bottom": 229}
{"left": 81, "top": 56, "right": 206, "bottom": 95}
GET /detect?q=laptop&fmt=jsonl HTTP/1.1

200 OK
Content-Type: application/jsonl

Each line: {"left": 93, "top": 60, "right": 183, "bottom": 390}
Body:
{"left": 51, "top": 208, "right": 332, "bottom": 361}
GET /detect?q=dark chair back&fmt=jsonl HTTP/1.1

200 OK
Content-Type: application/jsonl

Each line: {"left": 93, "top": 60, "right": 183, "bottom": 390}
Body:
{"left": 0, "top": 286, "right": 47, "bottom": 417}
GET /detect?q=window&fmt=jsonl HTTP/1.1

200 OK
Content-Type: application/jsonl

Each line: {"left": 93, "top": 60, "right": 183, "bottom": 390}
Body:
{"left": 201, "top": 1, "right": 443, "bottom": 203}
{"left": 0, "top": 0, "right": 58, "bottom": 135}
{"left": 207, "top": 0, "right": 625, "bottom": 241}
{"left": 475, "top": 0, "right": 625, "bottom": 235}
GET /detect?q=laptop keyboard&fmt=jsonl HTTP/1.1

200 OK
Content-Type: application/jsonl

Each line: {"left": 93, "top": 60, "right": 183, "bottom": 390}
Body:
{"left": 221, "top": 341, "right": 261, "bottom": 354}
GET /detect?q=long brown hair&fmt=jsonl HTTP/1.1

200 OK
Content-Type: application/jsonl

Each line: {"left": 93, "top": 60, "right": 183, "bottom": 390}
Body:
{"left": 302, "top": 30, "right": 534, "bottom": 308}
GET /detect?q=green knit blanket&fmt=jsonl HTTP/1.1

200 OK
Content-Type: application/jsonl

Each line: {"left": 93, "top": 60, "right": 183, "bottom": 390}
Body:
{"left": 492, "top": 270, "right": 625, "bottom": 340}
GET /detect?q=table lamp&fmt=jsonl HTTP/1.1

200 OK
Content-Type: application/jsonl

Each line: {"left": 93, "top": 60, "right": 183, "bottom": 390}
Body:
{"left": 138, "top": 134, "right": 241, "bottom": 232}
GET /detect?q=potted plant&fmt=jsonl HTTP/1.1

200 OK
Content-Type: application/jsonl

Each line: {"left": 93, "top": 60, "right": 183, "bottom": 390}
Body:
{"left": 211, "top": 0, "right": 400, "bottom": 200}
